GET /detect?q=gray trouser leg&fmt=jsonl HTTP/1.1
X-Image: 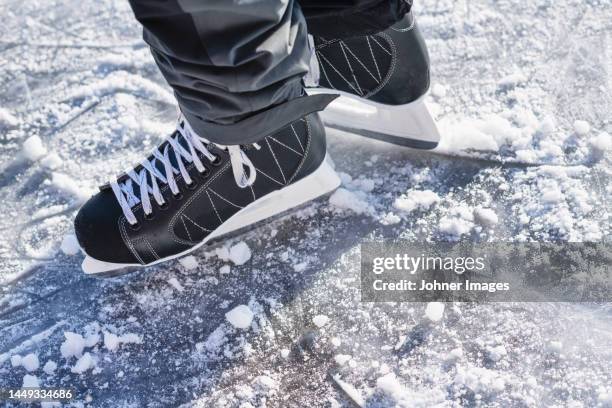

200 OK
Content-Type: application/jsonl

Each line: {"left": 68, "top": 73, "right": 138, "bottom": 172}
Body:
{"left": 129, "top": 0, "right": 315, "bottom": 143}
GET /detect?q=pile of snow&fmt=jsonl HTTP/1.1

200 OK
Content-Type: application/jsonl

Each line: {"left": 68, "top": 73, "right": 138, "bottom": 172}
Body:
{"left": 22, "top": 135, "right": 47, "bottom": 161}
{"left": 425, "top": 302, "right": 445, "bottom": 322}
{"left": 329, "top": 188, "right": 370, "bottom": 214}
{"left": 60, "top": 332, "right": 86, "bottom": 359}
{"left": 103, "top": 332, "right": 142, "bottom": 352}
{"left": 473, "top": 207, "right": 499, "bottom": 227}
{"left": 335, "top": 354, "right": 352, "bottom": 366}
{"left": 229, "top": 242, "right": 251, "bottom": 266}
{"left": 312, "top": 315, "right": 329, "bottom": 328}
{"left": 10, "top": 353, "right": 39, "bottom": 372}
{"left": 0, "top": 107, "right": 18, "bottom": 127}
{"left": 71, "top": 352, "right": 96, "bottom": 374}
{"left": 47, "top": 172, "right": 92, "bottom": 203}
{"left": 225, "top": 305, "right": 254, "bottom": 329}
{"left": 43, "top": 361, "right": 57, "bottom": 375}
{"left": 438, "top": 205, "right": 475, "bottom": 239}
{"left": 179, "top": 255, "right": 199, "bottom": 270}
{"left": 22, "top": 374, "right": 39, "bottom": 388}
{"left": 394, "top": 190, "right": 440, "bottom": 213}
{"left": 60, "top": 234, "right": 80, "bottom": 256}
{"left": 573, "top": 120, "right": 590, "bottom": 136}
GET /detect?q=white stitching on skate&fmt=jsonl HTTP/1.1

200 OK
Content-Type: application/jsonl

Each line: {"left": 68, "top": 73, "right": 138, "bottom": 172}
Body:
{"left": 317, "top": 51, "right": 337, "bottom": 90}
{"left": 291, "top": 124, "right": 305, "bottom": 153}
{"left": 143, "top": 239, "right": 160, "bottom": 260}
{"left": 182, "top": 213, "right": 211, "bottom": 232}
{"left": 269, "top": 136, "right": 304, "bottom": 157}
{"left": 369, "top": 32, "right": 397, "bottom": 97}
{"left": 180, "top": 215, "right": 193, "bottom": 242}
{"left": 366, "top": 36, "right": 382, "bottom": 81}
{"left": 341, "top": 40, "right": 380, "bottom": 83}
{"left": 206, "top": 189, "right": 224, "bottom": 224}
{"left": 317, "top": 52, "right": 361, "bottom": 95}
{"left": 266, "top": 137, "right": 287, "bottom": 184}
{"left": 209, "top": 188, "right": 244, "bottom": 209}
{"left": 249, "top": 185, "right": 256, "bottom": 201}
{"left": 370, "top": 35, "right": 392, "bottom": 55}
{"left": 339, "top": 41, "right": 363, "bottom": 95}
{"left": 119, "top": 217, "right": 145, "bottom": 264}
{"left": 255, "top": 167, "right": 285, "bottom": 186}
{"left": 287, "top": 117, "right": 312, "bottom": 185}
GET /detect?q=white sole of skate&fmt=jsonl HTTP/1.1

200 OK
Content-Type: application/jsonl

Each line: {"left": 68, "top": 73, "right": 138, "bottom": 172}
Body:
{"left": 81, "top": 155, "right": 341, "bottom": 276}
{"left": 308, "top": 88, "right": 440, "bottom": 149}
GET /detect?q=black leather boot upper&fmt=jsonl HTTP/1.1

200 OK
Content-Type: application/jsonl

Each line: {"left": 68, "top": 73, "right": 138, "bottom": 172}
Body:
{"left": 75, "top": 113, "right": 327, "bottom": 265}
{"left": 314, "top": 12, "right": 430, "bottom": 106}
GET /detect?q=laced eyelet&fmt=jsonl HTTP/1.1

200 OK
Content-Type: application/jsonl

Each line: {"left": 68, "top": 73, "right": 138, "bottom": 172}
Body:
{"left": 129, "top": 222, "right": 142, "bottom": 231}
{"left": 173, "top": 192, "right": 184, "bottom": 200}
{"left": 186, "top": 180, "right": 198, "bottom": 190}
{"left": 210, "top": 155, "right": 222, "bottom": 166}
{"left": 158, "top": 201, "right": 169, "bottom": 210}
{"left": 144, "top": 211, "right": 155, "bottom": 221}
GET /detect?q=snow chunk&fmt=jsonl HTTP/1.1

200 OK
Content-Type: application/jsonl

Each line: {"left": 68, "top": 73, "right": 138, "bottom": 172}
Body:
{"left": 43, "top": 361, "right": 57, "bottom": 375}
{"left": 473, "top": 208, "right": 498, "bottom": 227}
{"left": 329, "top": 188, "right": 369, "bottom": 214}
{"left": 312, "top": 315, "right": 329, "bottom": 328}
{"left": 219, "top": 264, "right": 231, "bottom": 274}
{"left": 49, "top": 172, "right": 92, "bottom": 202}
{"left": 547, "top": 340, "right": 562, "bottom": 354}
{"left": 498, "top": 71, "right": 527, "bottom": 87}
{"left": 22, "top": 136, "right": 48, "bottom": 161}
{"left": 11, "top": 355, "right": 22, "bottom": 367}
{"left": 229, "top": 242, "right": 251, "bottom": 266}
{"left": 573, "top": 120, "right": 590, "bottom": 135}
{"left": 103, "top": 332, "right": 142, "bottom": 352}
{"left": 590, "top": 132, "right": 611, "bottom": 152}
{"left": 178, "top": 255, "right": 198, "bottom": 270}
{"left": 335, "top": 354, "right": 352, "bottom": 366}
{"left": 21, "top": 353, "right": 39, "bottom": 372}
{"left": 280, "top": 349, "right": 290, "bottom": 359}
{"left": 425, "top": 302, "right": 445, "bottom": 322}
{"left": 167, "top": 277, "right": 184, "bottom": 292}
{"left": 60, "top": 234, "right": 80, "bottom": 256}
{"left": 71, "top": 352, "right": 95, "bottom": 374}
{"left": 22, "top": 374, "right": 39, "bottom": 388}
{"left": 487, "top": 345, "right": 507, "bottom": 362}
{"left": 394, "top": 190, "right": 440, "bottom": 213}
{"left": 60, "top": 332, "right": 85, "bottom": 359}
{"left": 225, "top": 305, "right": 254, "bottom": 329}
{"left": 40, "top": 153, "right": 63, "bottom": 169}
{"left": 0, "top": 107, "right": 18, "bottom": 127}
{"left": 431, "top": 83, "right": 447, "bottom": 98}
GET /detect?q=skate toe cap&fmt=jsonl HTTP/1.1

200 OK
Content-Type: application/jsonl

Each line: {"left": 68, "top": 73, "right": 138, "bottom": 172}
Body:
{"left": 74, "top": 190, "right": 139, "bottom": 264}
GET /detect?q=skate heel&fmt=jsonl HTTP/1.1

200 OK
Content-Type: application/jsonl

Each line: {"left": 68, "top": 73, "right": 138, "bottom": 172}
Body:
{"left": 207, "top": 155, "right": 340, "bottom": 240}
{"left": 309, "top": 89, "right": 440, "bottom": 149}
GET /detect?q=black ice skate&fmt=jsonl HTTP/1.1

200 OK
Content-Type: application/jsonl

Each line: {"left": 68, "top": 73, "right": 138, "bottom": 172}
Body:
{"left": 307, "top": 12, "right": 440, "bottom": 149}
{"left": 75, "top": 107, "right": 340, "bottom": 275}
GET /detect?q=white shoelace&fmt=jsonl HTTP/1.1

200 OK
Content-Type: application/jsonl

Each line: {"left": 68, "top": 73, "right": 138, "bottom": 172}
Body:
{"left": 110, "top": 116, "right": 258, "bottom": 225}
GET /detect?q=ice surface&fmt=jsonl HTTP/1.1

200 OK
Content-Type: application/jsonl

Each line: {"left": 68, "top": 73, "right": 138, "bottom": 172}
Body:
{"left": 1, "top": 0, "right": 611, "bottom": 406}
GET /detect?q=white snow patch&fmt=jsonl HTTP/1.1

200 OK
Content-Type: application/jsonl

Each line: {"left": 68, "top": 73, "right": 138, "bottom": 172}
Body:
{"left": 178, "top": 255, "right": 199, "bottom": 270}
{"left": 21, "top": 353, "right": 39, "bottom": 372}
{"left": 219, "top": 264, "right": 231, "bottom": 274}
{"left": 229, "top": 242, "right": 251, "bottom": 266}
{"left": 329, "top": 188, "right": 370, "bottom": 214}
{"left": 103, "top": 332, "right": 142, "bottom": 352}
{"left": 60, "top": 234, "right": 80, "bottom": 256}
{"left": 225, "top": 305, "right": 254, "bottom": 329}
{"left": 280, "top": 349, "right": 290, "bottom": 359}
{"left": 431, "top": 83, "right": 447, "bottom": 98}
{"left": 71, "top": 352, "right": 95, "bottom": 374}
{"left": 22, "top": 135, "right": 47, "bottom": 161}
{"left": 573, "top": 120, "right": 590, "bottom": 135}
{"left": 11, "top": 355, "right": 22, "bottom": 367}
{"left": 487, "top": 345, "right": 507, "bottom": 362}
{"left": 425, "top": 302, "right": 445, "bottom": 322}
{"left": 43, "top": 360, "right": 57, "bottom": 375}
{"left": 473, "top": 208, "right": 499, "bottom": 227}
{"left": 590, "top": 132, "right": 611, "bottom": 152}
{"left": 40, "top": 153, "right": 63, "bottom": 169}
{"left": 332, "top": 375, "right": 365, "bottom": 407}
{"left": 60, "top": 332, "right": 86, "bottom": 359}
{"left": 0, "top": 107, "right": 18, "bottom": 127}
{"left": 167, "top": 277, "right": 184, "bottom": 292}
{"left": 334, "top": 354, "right": 352, "bottom": 366}
{"left": 313, "top": 314, "right": 329, "bottom": 328}
{"left": 49, "top": 172, "right": 92, "bottom": 202}
{"left": 22, "top": 374, "right": 39, "bottom": 388}
{"left": 394, "top": 190, "right": 440, "bottom": 213}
